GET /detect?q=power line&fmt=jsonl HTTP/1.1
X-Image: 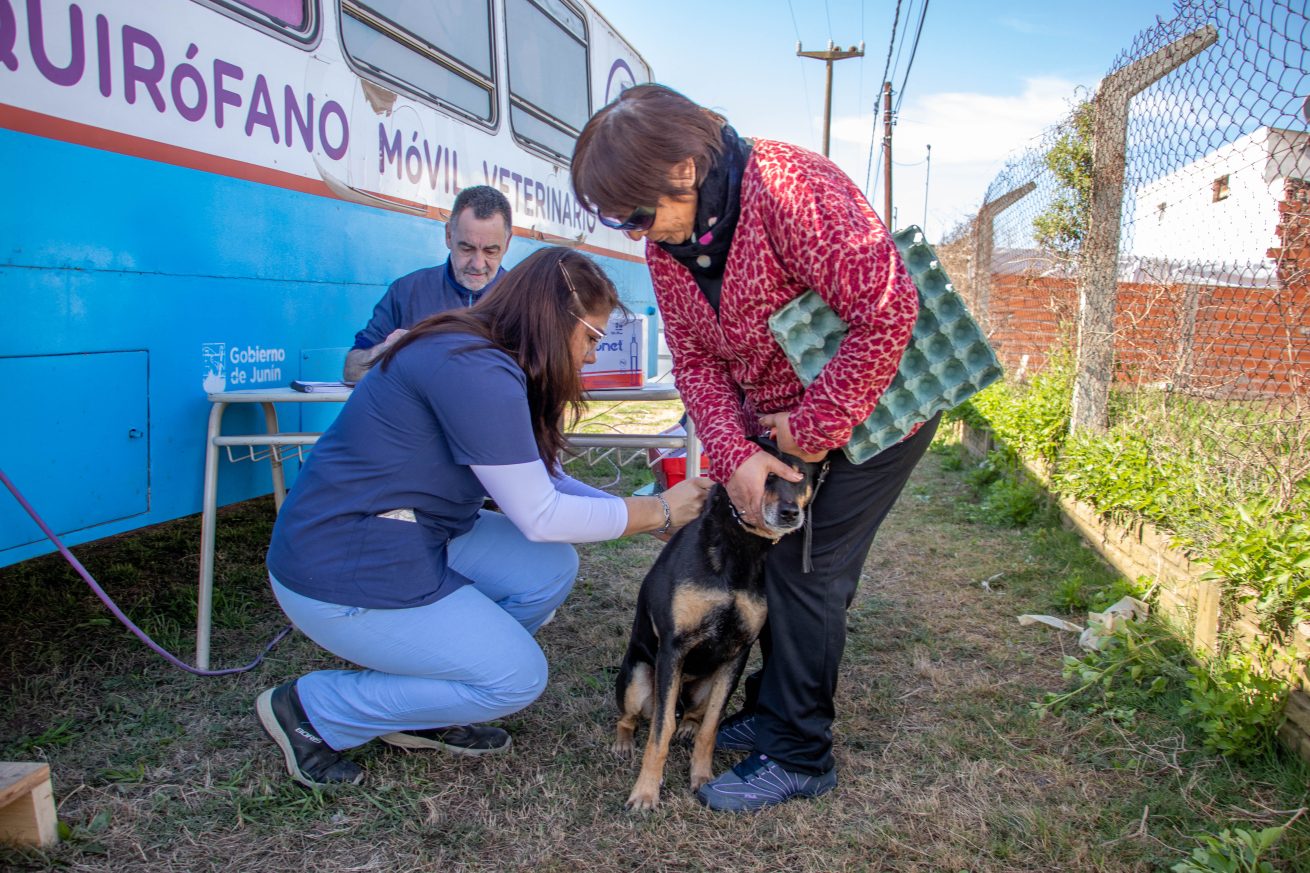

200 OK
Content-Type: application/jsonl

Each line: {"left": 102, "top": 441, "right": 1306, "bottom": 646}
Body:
{"left": 785, "top": 0, "right": 817, "bottom": 147}
{"left": 893, "top": 0, "right": 930, "bottom": 113}
{"left": 866, "top": 0, "right": 904, "bottom": 193}
{"left": 878, "top": 0, "right": 904, "bottom": 87}
{"left": 888, "top": 0, "right": 917, "bottom": 92}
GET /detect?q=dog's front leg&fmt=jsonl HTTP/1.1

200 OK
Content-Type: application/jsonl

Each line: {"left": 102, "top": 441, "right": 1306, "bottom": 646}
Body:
{"left": 625, "top": 654, "right": 682, "bottom": 811}
{"left": 689, "top": 653, "right": 750, "bottom": 792}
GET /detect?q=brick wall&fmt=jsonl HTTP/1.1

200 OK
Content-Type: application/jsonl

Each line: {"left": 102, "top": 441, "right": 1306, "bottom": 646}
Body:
{"left": 1268, "top": 177, "right": 1310, "bottom": 289}
{"left": 977, "top": 180, "right": 1309, "bottom": 397}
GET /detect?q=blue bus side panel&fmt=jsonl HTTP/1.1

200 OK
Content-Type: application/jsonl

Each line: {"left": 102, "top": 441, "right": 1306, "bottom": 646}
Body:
{"left": 1, "top": 129, "right": 652, "bottom": 567}
{"left": 1, "top": 130, "right": 422, "bottom": 565}
{"left": 0, "top": 351, "right": 149, "bottom": 555}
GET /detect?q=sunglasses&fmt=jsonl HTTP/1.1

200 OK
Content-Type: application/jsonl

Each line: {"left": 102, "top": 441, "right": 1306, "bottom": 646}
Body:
{"left": 559, "top": 261, "right": 607, "bottom": 342}
{"left": 598, "top": 205, "right": 657, "bottom": 233}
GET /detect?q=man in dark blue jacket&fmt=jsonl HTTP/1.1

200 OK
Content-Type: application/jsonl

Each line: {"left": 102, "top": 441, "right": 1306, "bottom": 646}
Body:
{"left": 344, "top": 186, "right": 513, "bottom": 382}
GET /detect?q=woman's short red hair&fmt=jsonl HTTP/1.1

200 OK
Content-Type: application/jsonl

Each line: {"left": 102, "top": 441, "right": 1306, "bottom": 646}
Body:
{"left": 571, "top": 84, "right": 726, "bottom": 217}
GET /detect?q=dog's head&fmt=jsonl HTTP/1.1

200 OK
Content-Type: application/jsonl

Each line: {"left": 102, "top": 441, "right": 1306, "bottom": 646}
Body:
{"left": 746, "top": 436, "right": 824, "bottom": 538}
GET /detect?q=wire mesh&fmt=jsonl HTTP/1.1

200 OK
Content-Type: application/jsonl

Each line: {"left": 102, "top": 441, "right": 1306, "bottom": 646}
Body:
{"left": 942, "top": 0, "right": 1309, "bottom": 524}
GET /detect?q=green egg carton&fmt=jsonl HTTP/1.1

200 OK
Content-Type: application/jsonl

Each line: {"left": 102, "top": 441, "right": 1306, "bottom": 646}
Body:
{"left": 768, "top": 225, "right": 1002, "bottom": 464}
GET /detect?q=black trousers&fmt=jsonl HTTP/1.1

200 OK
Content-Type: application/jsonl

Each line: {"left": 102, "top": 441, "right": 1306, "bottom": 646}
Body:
{"left": 745, "top": 413, "right": 941, "bottom": 774}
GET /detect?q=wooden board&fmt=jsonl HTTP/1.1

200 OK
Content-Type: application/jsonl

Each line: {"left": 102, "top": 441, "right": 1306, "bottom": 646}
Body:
{"left": 0, "top": 762, "right": 58, "bottom": 847}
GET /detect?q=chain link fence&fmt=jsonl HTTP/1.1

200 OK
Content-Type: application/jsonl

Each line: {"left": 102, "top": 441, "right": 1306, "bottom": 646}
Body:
{"left": 940, "top": 0, "right": 1309, "bottom": 526}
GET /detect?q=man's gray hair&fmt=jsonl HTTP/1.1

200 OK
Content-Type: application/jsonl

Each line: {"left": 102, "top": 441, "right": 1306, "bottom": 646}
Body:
{"left": 451, "top": 185, "right": 512, "bottom": 231}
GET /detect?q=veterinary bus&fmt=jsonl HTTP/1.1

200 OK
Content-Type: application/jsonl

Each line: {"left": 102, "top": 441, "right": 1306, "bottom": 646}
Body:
{"left": 0, "top": 0, "right": 654, "bottom": 566}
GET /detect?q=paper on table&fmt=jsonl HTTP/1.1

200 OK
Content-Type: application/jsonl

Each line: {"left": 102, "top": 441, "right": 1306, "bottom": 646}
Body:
{"left": 290, "top": 380, "right": 354, "bottom": 394}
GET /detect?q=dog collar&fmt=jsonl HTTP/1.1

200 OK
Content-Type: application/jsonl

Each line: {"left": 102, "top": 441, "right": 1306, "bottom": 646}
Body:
{"left": 727, "top": 499, "right": 781, "bottom": 544}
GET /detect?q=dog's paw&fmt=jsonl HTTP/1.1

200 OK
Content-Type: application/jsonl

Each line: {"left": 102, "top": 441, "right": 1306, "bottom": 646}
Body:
{"left": 611, "top": 737, "right": 635, "bottom": 756}
{"left": 674, "top": 720, "right": 701, "bottom": 743}
{"left": 624, "top": 788, "right": 661, "bottom": 811}
{"left": 690, "top": 770, "right": 714, "bottom": 793}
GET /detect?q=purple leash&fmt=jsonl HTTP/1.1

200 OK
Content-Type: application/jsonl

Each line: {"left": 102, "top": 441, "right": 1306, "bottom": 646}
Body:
{"left": 1, "top": 466, "right": 291, "bottom": 676}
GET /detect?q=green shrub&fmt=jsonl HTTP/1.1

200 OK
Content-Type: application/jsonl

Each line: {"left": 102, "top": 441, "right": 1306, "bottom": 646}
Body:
{"left": 1052, "top": 573, "right": 1092, "bottom": 612}
{"left": 1054, "top": 428, "right": 1216, "bottom": 537}
{"left": 964, "top": 449, "right": 1007, "bottom": 490}
{"left": 972, "top": 476, "right": 1045, "bottom": 527}
{"left": 954, "top": 341, "right": 1306, "bottom": 763}
{"left": 1180, "top": 650, "right": 1287, "bottom": 762}
{"left": 1172, "top": 823, "right": 1290, "bottom": 873}
{"left": 965, "top": 346, "right": 1073, "bottom": 468}
{"left": 1035, "top": 621, "right": 1188, "bottom": 718}
{"left": 932, "top": 441, "right": 970, "bottom": 471}
{"left": 1197, "top": 483, "right": 1310, "bottom": 643}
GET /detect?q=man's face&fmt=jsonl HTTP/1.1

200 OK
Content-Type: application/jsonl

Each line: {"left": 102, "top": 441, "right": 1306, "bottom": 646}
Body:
{"left": 445, "top": 210, "right": 511, "bottom": 292}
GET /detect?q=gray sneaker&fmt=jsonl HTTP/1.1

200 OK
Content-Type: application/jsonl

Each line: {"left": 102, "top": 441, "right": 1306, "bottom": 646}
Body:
{"left": 715, "top": 711, "right": 757, "bottom": 751}
{"left": 380, "top": 724, "right": 512, "bottom": 756}
{"left": 695, "top": 753, "right": 836, "bottom": 812}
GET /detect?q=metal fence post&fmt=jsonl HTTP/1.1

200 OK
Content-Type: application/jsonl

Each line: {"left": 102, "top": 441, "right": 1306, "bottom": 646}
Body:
{"left": 1070, "top": 25, "right": 1218, "bottom": 431}
{"left": 973, "top": 182, "right": 1036, "bottom": 330}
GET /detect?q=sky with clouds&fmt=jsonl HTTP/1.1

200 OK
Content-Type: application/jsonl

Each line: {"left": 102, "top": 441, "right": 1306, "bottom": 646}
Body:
{"left": 590, "top": 0, "right": 1181, "bottom": 240}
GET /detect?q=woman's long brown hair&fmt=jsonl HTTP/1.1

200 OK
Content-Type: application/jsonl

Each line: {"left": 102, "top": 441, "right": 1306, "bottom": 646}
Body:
{"left": 376, "top": 246, "right": 624, "bottom": 472}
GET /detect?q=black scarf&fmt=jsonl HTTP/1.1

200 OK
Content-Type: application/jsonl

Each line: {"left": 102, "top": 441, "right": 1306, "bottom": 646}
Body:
{"left": 658, "top": 125, "right": 752, "bottom": 314}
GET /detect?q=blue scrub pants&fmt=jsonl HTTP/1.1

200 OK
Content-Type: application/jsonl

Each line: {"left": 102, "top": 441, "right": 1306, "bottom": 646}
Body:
{"left": 269, "top": 510, "right": 579, "bottom": 750}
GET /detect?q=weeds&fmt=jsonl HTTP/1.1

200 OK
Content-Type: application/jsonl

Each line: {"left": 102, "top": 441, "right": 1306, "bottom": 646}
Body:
{"left": 1033, "top": 622, "right": 1189, "bottom": 720}
{"left": 1192, "top": 484, "right": 1310, "bottom": 644}
{"left": 1181, "top": 648, "right": 1289, "bottom": 762}
{"left": 1172, "top": 812, "right": 1304, "bottom": 873}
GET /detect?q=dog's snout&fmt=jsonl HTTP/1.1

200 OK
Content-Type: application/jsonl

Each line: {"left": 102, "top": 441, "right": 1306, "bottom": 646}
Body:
{"left": 776, "top": 504, "right": 801, "bottom": 526}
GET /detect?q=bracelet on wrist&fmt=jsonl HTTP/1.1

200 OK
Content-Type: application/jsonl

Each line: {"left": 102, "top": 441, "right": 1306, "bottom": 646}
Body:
{"left": 654, "top": 493, "right": 672, "bottom": 534}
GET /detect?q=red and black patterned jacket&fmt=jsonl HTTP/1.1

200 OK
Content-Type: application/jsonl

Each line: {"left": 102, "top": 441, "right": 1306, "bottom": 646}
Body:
{"left": 647, "top": 139, "right": 919, "bottom": 482}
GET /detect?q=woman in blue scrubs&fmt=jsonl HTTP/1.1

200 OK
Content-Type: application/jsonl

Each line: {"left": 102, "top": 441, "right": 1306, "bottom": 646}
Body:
{"left": 256, "top": 246, "right": 710, "bottom": 788}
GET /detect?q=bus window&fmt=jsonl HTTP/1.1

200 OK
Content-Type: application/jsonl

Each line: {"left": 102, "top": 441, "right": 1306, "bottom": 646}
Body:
{"left": 341, "top": 1, "right": 496, "bottom": 124}
{"left": 505, "top": 0, "right": 589, "bottom": 161}
{"left": 199, "top": 0, "right": 318, "bottom": 42}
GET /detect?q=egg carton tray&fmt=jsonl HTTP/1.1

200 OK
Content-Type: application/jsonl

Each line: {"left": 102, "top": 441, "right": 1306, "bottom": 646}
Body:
{"left": 768, "top": 225, "right": 1002, "bottom": 464}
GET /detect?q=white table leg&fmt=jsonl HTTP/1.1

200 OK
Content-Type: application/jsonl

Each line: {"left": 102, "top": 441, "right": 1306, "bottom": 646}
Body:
{"left": 260, "top": 402, "right": 287, "bottom": 512}
{"left": 196, "top": 402, "right": 227, "bottom": 671}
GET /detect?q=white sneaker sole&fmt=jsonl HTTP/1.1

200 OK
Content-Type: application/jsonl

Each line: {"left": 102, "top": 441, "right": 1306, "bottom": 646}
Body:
{"left": 379, "top": 731, "right": 512, "bottom": 757}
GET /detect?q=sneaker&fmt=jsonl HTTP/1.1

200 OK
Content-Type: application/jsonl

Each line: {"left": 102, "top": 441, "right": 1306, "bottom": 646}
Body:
{"left": 256, "top": 682, "right": 364, "bottom": 788}
{"left": 695, "top": 753, "right": 836, "bottom": 812}
{"left": 715, "top": 711, "right": 757, "bottom": 751}
{"left": 380, "top": 724, "right": 512, "bottom": 757}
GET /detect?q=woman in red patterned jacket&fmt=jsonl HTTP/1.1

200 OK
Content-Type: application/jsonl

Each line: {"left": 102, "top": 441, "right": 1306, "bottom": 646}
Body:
{"left": 572, "top": 84, "right": 940, "bottom": 812}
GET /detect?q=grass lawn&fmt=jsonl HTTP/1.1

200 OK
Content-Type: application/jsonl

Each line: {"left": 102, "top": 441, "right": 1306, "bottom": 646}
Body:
{"left": 2, "top": 418, "right": 1308, "bottom": 871}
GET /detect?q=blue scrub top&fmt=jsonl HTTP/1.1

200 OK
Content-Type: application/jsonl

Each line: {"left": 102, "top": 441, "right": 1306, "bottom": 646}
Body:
{"left": 351, "top": 261, "right": 506, "bottom": 351}
{"left": 267, "top": 332, "right": 539, "bottom": 608}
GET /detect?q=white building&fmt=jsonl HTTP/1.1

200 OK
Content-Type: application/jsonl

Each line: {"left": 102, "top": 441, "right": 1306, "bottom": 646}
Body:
{"left": 1128, "top": 126, "right": 1310, "bottom": 286}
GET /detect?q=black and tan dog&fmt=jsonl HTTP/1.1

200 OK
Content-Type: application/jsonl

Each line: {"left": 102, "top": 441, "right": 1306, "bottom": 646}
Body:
{"left": 613, "top": 439, "right": 824, "bottom": 810}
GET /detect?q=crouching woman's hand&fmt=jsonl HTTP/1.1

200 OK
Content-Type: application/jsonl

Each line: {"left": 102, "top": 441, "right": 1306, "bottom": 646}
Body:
{"left": 622, "top": 476, "right": 712, "bottom": 539}
{"left": 664, "top": 476, "right": 713, "bottom": 529}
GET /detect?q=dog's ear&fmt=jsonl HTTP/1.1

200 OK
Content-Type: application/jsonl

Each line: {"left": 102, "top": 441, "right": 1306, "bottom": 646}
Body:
{"left": 746, "top": 434, "right": 780, "bottom": 455}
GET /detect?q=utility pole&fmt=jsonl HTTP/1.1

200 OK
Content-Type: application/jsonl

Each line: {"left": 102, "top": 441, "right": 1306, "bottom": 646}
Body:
{"left": 881, "top": 81, "right": 894, "bottom": 225}
{"left": 796, "top": 40, "right": 864, "bottom": 157}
